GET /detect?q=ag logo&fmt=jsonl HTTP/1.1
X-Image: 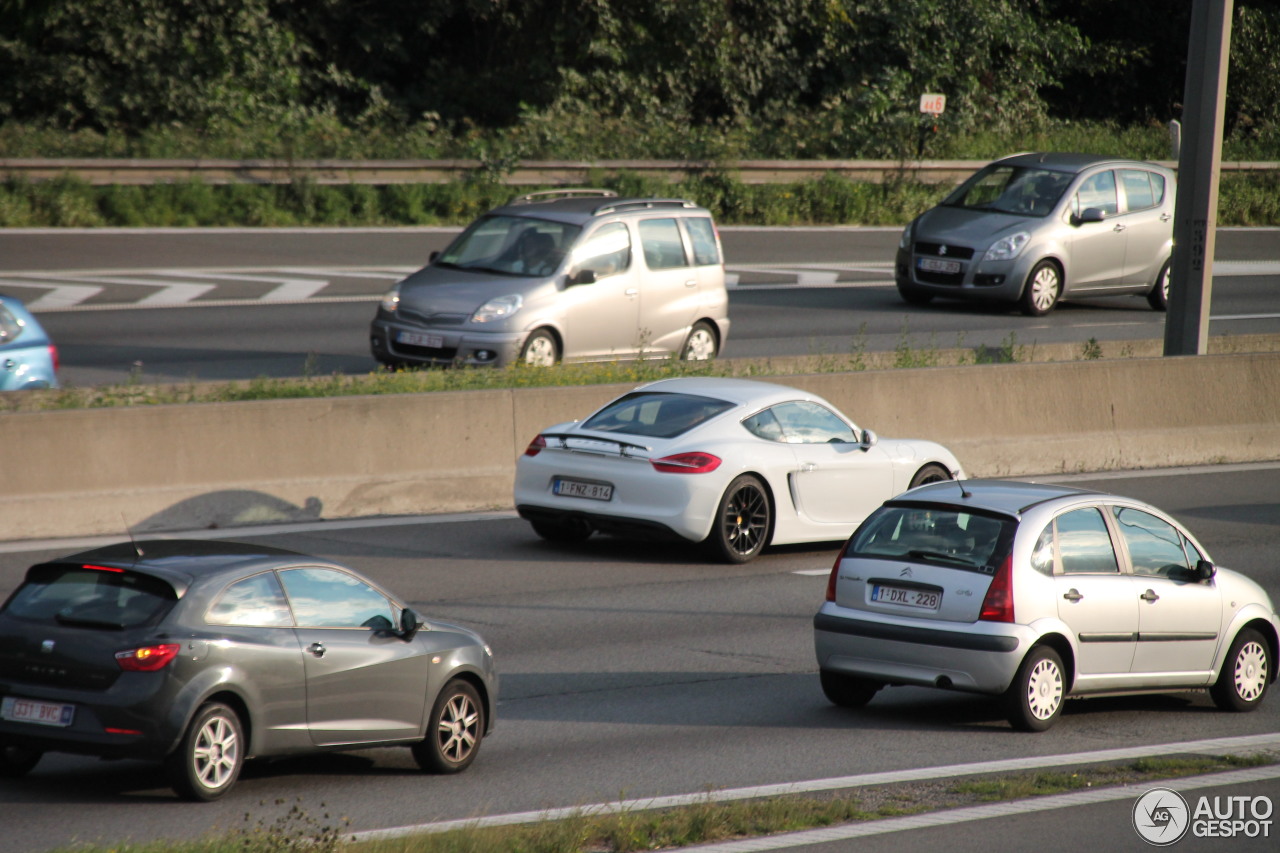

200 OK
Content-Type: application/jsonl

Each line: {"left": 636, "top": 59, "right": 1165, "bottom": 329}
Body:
{"left": 1133, "top": 787, "right": 1190, "bottom": 846}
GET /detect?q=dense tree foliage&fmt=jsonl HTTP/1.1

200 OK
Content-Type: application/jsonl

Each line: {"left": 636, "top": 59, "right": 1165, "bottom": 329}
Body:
{"left": 0, "top": 0, "right": 1276, "bottom": 157}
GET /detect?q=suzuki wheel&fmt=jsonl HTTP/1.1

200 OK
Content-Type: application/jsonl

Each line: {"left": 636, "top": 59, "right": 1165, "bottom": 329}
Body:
{"left": 1146, "top": 259, "right": 1171, "bottom": 311}
{"left": 413, "top": 679, "right": 484, "bottom": 773}
{"left": 1211, "top": 629, "right": 1270, "bottom": 712}
{"left": 1005, "top": 646, "right": 1065, "bottom": 731}
{"left": 164, "top": 702, "right": 244, "bottom": 801}
{"left": 1019, "top": 260, "right": 1062, "bottom": 316}
{"left": 706, "top": 474, "right": 770, "bottom": 563}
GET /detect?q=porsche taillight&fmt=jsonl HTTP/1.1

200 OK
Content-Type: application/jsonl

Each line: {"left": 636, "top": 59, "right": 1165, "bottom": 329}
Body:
{"left": 524, "top": 435, "right": 548, "bottom": 457}
{"left": 650, "top": 452, "right": 722, "bottom": 474}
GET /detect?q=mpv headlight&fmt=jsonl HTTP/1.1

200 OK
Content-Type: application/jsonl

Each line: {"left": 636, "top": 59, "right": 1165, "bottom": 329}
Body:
{"left": 379, "top": 283, "right": 401, "bottom": 313}
{"left": 471, "top": 294, "right": 523, "bottom": 323}
{"left": 983, "top": 231, "right": 1031, "bottom": 261}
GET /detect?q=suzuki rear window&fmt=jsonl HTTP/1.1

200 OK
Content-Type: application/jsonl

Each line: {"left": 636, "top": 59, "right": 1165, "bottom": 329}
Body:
{"left": 2, "top": 564, "right": 178, "bottom": 629}
{"left": 847, "top": 504, "right": 1015, "bottom": 573}
{"left": 582, "top": 392, "right": 735, "bottom": 438}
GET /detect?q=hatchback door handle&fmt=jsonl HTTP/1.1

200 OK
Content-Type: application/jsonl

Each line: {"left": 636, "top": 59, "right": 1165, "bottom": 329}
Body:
{"left": 685, "top": 279, "right": 698, "bottom": 287}
{"left": 1062, "top": 588, "right": 1083, "bottom": 602}
{"left": 307, "top": 642, "right": 326, "bottom": 657}
{"left": 1112, "top": 224, "right": 1127, "bottom": 233}
{"left": 1140, "top": 589, "right": 1160, "bottom": 602}
{"left": 625, "top": 288, "right": 638, "bottom": 297}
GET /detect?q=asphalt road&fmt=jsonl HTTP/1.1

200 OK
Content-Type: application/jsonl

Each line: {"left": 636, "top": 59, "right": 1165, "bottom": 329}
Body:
{"left": 0, "top": 464, "right": 1276, "bottom": 853}
{"left": 2, "top": 227, "right": 1278, "bottom": 386}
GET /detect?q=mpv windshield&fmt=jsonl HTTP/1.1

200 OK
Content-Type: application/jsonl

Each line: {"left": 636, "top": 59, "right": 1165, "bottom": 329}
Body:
{"left": 437, "top": 215, "right": 582, "bottom": 277}
{"left": 582, "top": 392, "right": 735, "bottom": 439}
{"left": 848, "top": 503, "right": 1015, "bottom": 573}
{"left": 942, "top": 165, "right": 1074, "bottom": 217}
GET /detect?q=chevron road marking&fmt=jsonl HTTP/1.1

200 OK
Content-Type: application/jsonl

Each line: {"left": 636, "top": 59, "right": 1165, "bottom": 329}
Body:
{"left": 3, "top": 280, "right": 105, "bottom": 311}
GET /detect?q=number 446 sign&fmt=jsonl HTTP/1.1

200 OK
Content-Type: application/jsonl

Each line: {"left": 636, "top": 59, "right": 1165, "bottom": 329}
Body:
{"left": 919, "top": 93, "right": 946, "bottom": 115}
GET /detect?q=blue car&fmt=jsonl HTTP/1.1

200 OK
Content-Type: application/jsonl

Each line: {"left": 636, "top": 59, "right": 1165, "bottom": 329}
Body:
{"left": 0, "top": 294, "right": 58, "bottom": 390}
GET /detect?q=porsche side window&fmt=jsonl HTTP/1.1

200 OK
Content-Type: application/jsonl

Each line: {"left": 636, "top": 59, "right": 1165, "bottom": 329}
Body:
{"left": 742, "top": 409, "right": 785, "bottom": 442}
{"left": 769, "top": 401, "right": 856, "bottom": 444}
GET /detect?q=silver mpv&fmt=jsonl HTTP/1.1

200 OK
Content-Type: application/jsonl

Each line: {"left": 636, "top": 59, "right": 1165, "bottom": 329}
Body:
{"left": 895, "top": 153, "right": 1176, "bottom": 315}
{"left": 371, "top": 190, "right": 730, "bottom": 368}
{"left": 814, "top": 480, "right": 1278, "bottom": 731}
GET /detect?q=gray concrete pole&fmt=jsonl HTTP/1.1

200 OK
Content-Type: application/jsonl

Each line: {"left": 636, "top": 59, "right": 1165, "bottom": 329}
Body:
{"left": 1164, "top": 0, "right": 1233, "bottom": 356}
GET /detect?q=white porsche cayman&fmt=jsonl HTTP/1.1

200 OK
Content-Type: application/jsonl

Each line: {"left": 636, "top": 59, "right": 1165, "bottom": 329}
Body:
{"left": 513, "top": 377, "right": 966, "bottom": 562}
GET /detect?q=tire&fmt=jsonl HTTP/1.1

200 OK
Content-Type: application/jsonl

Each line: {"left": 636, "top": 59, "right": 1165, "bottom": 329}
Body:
{"left": 1019, "top": 260, "right": 1062, "bottom": 316}
{"left": 897, "top": 281, "right": 934, "bottom": 306}
{"left": 705, "top": 474, "right": 771, "bottom": 564}
{"left": 1210, "top": 628, "right": 1270, "bottom": 712}
{"left": 413, "top": 679, "right": 484, "bottom": 773}
{"left": 680, "top": 321, "right": 718, "bottom": 360}
{"left": 909, "top": 463, "right": 952, "bottom": 489}
{"left": 164, "top": 702, "right": 244, "bottom": 801}
{"left": 518, "top": 329, "right": 559, "bottom": 367}
{"left": 820, "top": 670, "right": 882, "bottom": 708}
{"left": 530, "top": 518, "right": 593, "bottom": 543}
{"left": 1005, "top": 646, "right": 1065, "bottom": 732}
{"left": 0, "top": 742, "right": 42, "bottom": 778}
{"left": 1146, "top": 259, "right": 1171, "bottom": 311}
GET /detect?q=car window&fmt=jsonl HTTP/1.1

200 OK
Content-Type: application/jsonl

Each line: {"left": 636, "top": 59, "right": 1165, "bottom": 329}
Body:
{"left": 941, "top": 165, "right": 1071, "bottom": 216}
{"left": 638, "top": 219, "right": 689, "bottom": 270}
{"left": 278, "top": 567, "right": 397, "bottom": 630}
{"left": 1055, "top": 508, "right": 1120, "bottom": 574}
{"left": 683, "top": 217, "right": 720, "bottom": 266}
{"left": 1119, "top": 169, "right": 1158, "bottom": 212}
{"left": 206, "top": 572, "right": 294, "bottom": 627}
{"left": 0, "top": 304, "right": 24, "bottom": 344}
{"left": 437, "top": 214, "right": 580, "bottom": 276}
{"left": 742, "top": 408, "right": 786, "bottom": 442}
{"left": 2, "top": 564, "right": 176, "bottom": 628}
{"left": 848, "top": 505, "right": 1013, "bottom": 573}
{"left": 1072, "top": 170, "right": 1119, "bottom": 216}
{"left": 572, "top": 221, "right": 631, "bottom": 280}
{"left": 768, "top": 401, "right": 856, "bottom": 444}
{"left": 1109, "top": 507, "right": 1193, "bottom": 579}
{"left": 581, "top": 391, "right": 734, "bottom": 438}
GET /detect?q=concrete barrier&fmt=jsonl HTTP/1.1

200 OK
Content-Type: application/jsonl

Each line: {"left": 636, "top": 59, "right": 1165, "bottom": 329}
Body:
{"left": 2, "top": 352, "right": 1278, "bottom": 542}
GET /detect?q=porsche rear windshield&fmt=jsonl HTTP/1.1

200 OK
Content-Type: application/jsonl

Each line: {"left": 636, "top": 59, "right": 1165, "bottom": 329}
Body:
{"left": 2, "top": 564, "right": 178, "bottom": 629}
{"left": 847, "top": 503, "right": 1016, "bottom": 573}
{"left": 582, "top": 392, "right": 735, "bottom": 438}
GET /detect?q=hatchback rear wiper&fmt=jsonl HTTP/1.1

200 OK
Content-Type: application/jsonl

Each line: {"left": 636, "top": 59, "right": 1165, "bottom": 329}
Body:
{"left": 54, "top": 613, "right": 126, "bottom": 629}
{"left": 907, "top": 549, "right": 974, "bottom": 567}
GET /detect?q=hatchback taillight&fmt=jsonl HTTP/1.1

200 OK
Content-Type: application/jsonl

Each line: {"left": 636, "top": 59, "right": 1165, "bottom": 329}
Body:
{"left": 825, "top": 538, "right": 854, "bottom": 602}
{"left": 650, "top": 452, "right": 722, "bottom": 474}
{"left": 524, "top": 435, "right": 548, "bottom": 457}
{"left": 978, "top": 555, "right": 1015, "bottom": 623}
{"left": 50, "top": 344, "right": 60, "bottom": 373}
{"left": 115, "top": 643, "right": 181, "bottom": 672}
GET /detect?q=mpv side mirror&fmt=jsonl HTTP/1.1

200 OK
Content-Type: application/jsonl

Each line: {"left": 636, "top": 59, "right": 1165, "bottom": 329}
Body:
{"left": 568, "top": 269, "right": 597, "bottom": 286}
{"left": 399, "top": 607, "right": 422, "bottom": 640}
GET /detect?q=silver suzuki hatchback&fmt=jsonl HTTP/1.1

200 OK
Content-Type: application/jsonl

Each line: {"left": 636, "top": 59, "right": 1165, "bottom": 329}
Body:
{"left": 370, "top": 190, "right": 731, "bottom": 368}
{"left": 814, "top": 480, "right": 1278, "bottom": 731}
{"left": 895, "top": 153, "right": 1176, "bottom": 316}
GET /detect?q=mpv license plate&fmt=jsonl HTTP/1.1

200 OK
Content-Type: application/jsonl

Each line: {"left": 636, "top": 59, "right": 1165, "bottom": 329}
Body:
{"left": 396, "top": 330, "right": 444, "bottom": 348}
{"left": 917, "top": 257, "right": 961, "bottom": 275}
{"left": 553, "top": 478, "right": 613, "bottom": 501}
{"left": 871, "top": 584, "right": 942, "bottom": 611}
{"left": 1, "top": 696, "right": 75, "bottom": 727}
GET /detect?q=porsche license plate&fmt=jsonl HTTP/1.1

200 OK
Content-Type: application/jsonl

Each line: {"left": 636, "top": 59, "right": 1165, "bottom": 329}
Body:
{"left": 553, "top": 478, "right": 613, "bottom": 501}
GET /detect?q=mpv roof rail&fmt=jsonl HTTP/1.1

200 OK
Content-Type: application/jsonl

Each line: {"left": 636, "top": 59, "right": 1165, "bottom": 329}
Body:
{"left": 508, "top": 188, "right": 618, "bottom": 205}
{"left": 592, "top": 198, "right": 698, "bottom": 215}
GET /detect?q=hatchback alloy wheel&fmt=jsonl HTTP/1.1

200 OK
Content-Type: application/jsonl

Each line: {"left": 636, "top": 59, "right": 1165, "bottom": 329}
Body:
{"left": 165, "top": 702, "right": 244, "bottom": 801}
{"left": 1212, "top": 629, "right": 1270, "bottom": 711}
{"left": 414, "top": 679, "right": 485, "bottom": 773}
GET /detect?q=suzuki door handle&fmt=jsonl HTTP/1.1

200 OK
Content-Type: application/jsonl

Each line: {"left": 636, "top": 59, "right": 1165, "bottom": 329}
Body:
{"left": 1140, "top": 589, "right": 1160, "bottom": 602}
{"left": 1062, "top": 588, "right": 1083, "bottom": 602}
{"left": 307, "top": 642, "right": 326, "bottom": 657}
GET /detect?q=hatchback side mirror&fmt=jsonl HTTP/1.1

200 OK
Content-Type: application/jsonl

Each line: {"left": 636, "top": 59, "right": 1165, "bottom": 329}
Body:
{"left": 399, "top": 607, "right": 422, "bottom": 640}
{"left": 429, "top": 250, "right": 440, "bottom": 263}
{"left": 1195, "top": 559, "right": 1216, "bottom": 581}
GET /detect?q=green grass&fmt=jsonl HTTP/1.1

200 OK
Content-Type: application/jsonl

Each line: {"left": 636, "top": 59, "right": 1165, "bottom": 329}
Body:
{"left": 41, "top": 754, "right": 1275, "bottom": 853}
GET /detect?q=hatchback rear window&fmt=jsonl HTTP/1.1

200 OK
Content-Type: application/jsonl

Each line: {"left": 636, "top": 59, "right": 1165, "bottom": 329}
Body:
{"left": 2, "top": 564, "right": 178, "bottom": 629}
{"left": 847, "top": 504, "right": 1015, "bottom": 573}
{"left": 582, "top": 392, "right": 735, "bottom": 438}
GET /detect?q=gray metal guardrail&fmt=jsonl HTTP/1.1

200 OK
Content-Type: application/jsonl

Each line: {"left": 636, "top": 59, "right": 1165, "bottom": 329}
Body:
{"left": 2, "top": 158, "right": 1276, "bottom": 187}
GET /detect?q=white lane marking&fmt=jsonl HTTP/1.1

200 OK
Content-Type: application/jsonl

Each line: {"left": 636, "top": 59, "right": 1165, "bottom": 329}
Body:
{"left": 13, "top": 273, "right": 215, "bottom": 306}
{"left": 1215, "top": 260, "right": 1280, "bottom": 275}
{"left": 684, "top": 764, "right": 1280, "bottom": 852}
{"left": 792, "top": 569, "right": 831, "bottom": 576}
{"left": 1, "top": 280, "right": 104, "bottom": 310}
{"left": 159, "top": 271, "right": 332, "bottom": 302}
{"left": 347, "top": 733, "right": 1280, "bottom": 843}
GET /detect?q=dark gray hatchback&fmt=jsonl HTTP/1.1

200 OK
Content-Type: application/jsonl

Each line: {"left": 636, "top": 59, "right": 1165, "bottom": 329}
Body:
{"left": 0, "top": 540, "right": 497, "bottom": 800}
